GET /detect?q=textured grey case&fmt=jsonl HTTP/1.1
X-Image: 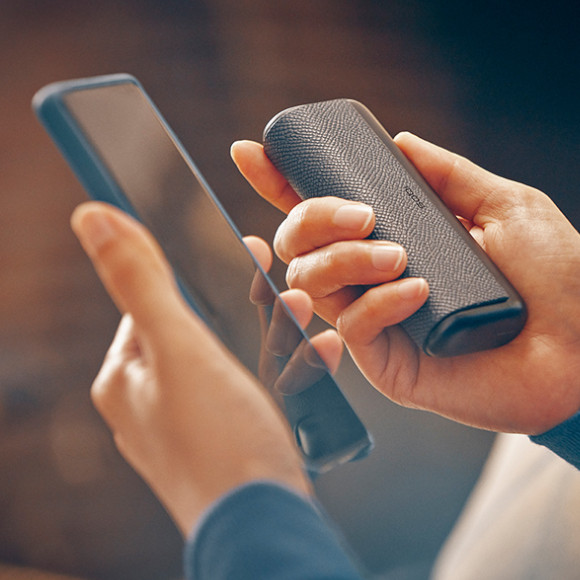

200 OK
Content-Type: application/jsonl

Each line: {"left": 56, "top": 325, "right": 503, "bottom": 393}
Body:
{"left": 263, "top": 99, "right": 524, "bottom": 355}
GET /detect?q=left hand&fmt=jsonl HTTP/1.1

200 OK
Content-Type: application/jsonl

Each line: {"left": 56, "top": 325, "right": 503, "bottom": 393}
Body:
{"left": 71, "top": 202, "right": 337, "bottom": 536}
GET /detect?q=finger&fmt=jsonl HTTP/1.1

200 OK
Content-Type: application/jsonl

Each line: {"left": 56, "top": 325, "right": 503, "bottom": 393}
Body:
{"left": 274, "top": 197, "right": 375, "bottom": 263}
{"left": 231, "top": 140, "right": 301, "bottom": 214}
{"left": 91, "top": 314, "right": 139, "bottom": 423}
{"left": 105, "top": 314, "right": 141, "bottom": 360}
{"left": 311, "top": 287, "right": 364, "bottom": 328}
{"left": 274, "top": 330, "right": 344, "bottom": 395}
{"left": 337, "top": 278, "right": 429, "bottom": 346}
{"left": 308, "top": 329, "right": 343, "bottom": 375}
{"left": 393, "top": 132, "right": 517, "bottom": 223}
{"left": 286, "top": 240, "right": 407, "bottom": 298}
{"left": 71, "top": 202, "right": 190, "bottom": 336}
{"left": 265, "top": 290, "right": 313, "bottom": 357}
{"left": 243, "top": 235, "right": 273, "bottom": 272}
{"left": 279, "top": 289, "right": 313, "bottom": 330}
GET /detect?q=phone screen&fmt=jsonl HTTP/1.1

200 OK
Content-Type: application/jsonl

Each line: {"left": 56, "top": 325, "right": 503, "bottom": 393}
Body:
{"left": 35, "top": 76, "right": 372, "bottom": 472}
{"left": 64, "top": 83, "right": 262, "bottom": 367}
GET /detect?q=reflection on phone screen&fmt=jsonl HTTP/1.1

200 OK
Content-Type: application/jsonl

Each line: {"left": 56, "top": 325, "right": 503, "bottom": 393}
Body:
{"left": 36, "top": 78, "right": 372, "bottom": 472}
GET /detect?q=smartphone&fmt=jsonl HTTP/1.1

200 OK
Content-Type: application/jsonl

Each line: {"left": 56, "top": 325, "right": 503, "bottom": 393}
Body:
{"left": 33, "top": 74, "right": 372, "bottom": 474}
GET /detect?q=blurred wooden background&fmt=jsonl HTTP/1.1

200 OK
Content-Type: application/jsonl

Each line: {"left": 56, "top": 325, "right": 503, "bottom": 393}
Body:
{"left": 0, "top": 1, "right": 577, "bottom": 579}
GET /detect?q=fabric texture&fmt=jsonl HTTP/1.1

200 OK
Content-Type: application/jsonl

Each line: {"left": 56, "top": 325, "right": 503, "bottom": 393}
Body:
{"left": 529, "top": 410, "right": 580, "bottom": 469}
{"left": 185, "top": 481, "right": 363, "bottom": 580}
{"left": 184, "top": 416, "right": 580, "bottom": 580}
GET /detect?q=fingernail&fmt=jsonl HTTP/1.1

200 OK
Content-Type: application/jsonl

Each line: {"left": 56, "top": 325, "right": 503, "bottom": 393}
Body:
{"left": 333, "top": 204, "right": 373, "bottom": 231}
{"left": 230, "top": 140, "right": 243, "bottom": 157}
{"left": 371, "top": 243, "right": 404, "bottom": 271}
{"left": 73, "top": 206, "right": 116, "bottom": 254}
{"left": 393, "top": 131, "right": 415, "bottom": 143}
{"left": 397, "top": 278, "right": 427, "bottom": 300}
{"left": 230, "top": 140, "right": 255, "bottom": 161}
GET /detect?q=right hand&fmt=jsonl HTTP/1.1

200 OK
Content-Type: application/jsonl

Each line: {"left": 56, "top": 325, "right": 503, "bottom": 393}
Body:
{"left": 231, "top": 133, "right": 580, "bottom": 435}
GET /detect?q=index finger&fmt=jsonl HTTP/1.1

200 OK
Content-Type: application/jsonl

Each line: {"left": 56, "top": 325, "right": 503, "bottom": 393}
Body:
{"left": 231, "top": 140, "right": 301, "bottom": 214}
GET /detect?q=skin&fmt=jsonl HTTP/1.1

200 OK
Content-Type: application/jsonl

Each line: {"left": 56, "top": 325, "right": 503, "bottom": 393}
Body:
{"left": 70, "top": 202, "right": 345, "bottom": 536}
{"left": 231, "top": 132, "right": 580, "bottom": 435}
{"left": 70, "top": 133, "right": 580, "bottom": 539}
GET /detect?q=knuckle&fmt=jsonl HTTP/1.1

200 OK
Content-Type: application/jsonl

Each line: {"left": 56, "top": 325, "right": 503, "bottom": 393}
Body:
{"left": 321, "top": 244, "right": 344, "bottom": 272}
{"left": 90, "top": 355, "right": 123, "bottom": 415}
{"left": 90, "top": 372, "right": 109, "bottom": 414}
{"left": 286, "top": 247, "right": 344, "bottom": 298}
{"left": 275, "top": 200, "right": 317, "bottom": 262}
{"left": 285, "top": 258, "right": 301, "bottom": 289}
{"left": 285, "top": 254, "right": 323, "bottom": 297}
{"left": 273, "top": 225, "right": 290, "bottom": 263}
{"left": 335, "top": 311, "right": 352, "bottom": 343}
{"left": 288, "top": 201, "right": 310, "bottom": 235}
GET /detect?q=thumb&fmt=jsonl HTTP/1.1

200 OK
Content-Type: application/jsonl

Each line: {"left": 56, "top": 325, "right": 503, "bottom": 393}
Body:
{"left": 71, "top": 202, "right": 189, "bottom": 335}
{"left": 394, "top": 132, "right": 516, "bottom": 223}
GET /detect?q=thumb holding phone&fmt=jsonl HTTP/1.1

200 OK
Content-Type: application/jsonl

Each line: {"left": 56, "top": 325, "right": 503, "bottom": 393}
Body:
{"left": 71, "top": 201, "right": 315, "bottom": 536}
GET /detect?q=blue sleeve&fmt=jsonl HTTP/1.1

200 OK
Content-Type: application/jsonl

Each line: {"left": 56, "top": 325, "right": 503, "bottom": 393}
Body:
{"left": 184, "top": 481, "right": 364, "bottom": 580}
{"left": 529, "top": 410, "right": 580, "bottom": 469}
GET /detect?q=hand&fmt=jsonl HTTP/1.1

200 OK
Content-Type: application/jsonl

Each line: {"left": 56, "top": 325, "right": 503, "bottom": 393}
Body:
{"left": 71, "top": 202, "right": 341, "bottom": 536}
{"left": 231, "top": 133, "right": 580, "bottom": 435}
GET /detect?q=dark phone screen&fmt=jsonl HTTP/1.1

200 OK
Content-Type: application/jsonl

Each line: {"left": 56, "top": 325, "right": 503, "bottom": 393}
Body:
{"left": 63, "top": 83, "right": 340, "bottom": 403}
{"left": 65, "top": 84, "right": 262, "bottom": 368}
{"left": 58, "top": 81, "right": 371, "bottom": 471}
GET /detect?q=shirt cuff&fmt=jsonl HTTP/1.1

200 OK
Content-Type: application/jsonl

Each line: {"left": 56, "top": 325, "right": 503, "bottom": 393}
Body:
{"left": 184, "top": 480, "right": 362, "bottom": 580}
{"left": 529, "top": 411, "right": 580, "bottom": 469}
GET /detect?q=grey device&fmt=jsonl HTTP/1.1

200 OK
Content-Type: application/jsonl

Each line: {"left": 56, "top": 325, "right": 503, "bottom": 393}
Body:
{"left": 263, "top": 99, "right": 527, "bottom": 357}
{"left": 32, "top": 75, "right": 372, "bottom": 474}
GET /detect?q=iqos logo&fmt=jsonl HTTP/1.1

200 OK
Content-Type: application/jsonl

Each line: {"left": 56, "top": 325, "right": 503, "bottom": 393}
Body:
{"left": 404, "top": 186, "right": 425, "bottom": 209}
